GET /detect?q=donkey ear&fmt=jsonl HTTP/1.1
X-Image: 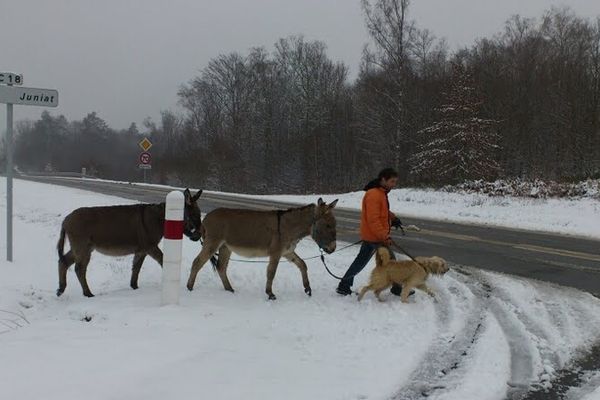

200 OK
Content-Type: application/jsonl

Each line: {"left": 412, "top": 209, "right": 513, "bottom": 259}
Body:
{"left": 317, "top": 197, "right": 325, "bottom": 206}
{"left": 184, "top": 188, "right": 192, "bottom": 204}
{"left": 192, "top": 190, "right": 202, "bottom": 201}
{"left": 328, "top": 199, "right": 338, "bottom": 209}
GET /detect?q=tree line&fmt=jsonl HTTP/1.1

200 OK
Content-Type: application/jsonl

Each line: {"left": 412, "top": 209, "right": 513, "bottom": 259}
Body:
{"left": 10, "top": 1, "right": 600, "bottom": 193}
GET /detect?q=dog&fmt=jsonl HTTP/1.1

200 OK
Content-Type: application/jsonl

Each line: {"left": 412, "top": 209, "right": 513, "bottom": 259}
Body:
{"left": 357, "top": 247, "right": 449, "bottom": 303}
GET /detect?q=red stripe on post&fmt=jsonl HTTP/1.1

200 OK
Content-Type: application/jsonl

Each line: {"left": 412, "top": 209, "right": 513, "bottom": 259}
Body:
{"left": 164, "top": 220, "right": 184, "bottom": 240}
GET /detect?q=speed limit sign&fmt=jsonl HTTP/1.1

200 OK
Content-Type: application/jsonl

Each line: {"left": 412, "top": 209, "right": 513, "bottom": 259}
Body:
{"left": 139, "top": 152, "right": 151, "bottom": 165}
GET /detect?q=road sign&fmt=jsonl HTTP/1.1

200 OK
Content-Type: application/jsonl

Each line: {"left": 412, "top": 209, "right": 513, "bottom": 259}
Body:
{"left": 0, "top": 73, "right": 23, "bottom": 86}
{"left": 139, "top": 137, "right": 153, "bottom": 152}
{"left": 2, "top": 76, "right": 59, "bottom": 262}
{"left": 139, "top": 151, "right": 151, "bottom": 165}
{"left": 0, "top": 85, "right": 58, "bottom": 107}
{"left": 139, "top": 164, "right": 152, "bottom": 170}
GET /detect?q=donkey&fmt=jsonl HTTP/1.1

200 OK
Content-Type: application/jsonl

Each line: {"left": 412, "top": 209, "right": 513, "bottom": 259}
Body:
{"left": 56, "top": 189, "right": 202, "bottom": 297}
{"left": 186, "top": 198, "right": 338, "bottom": 300}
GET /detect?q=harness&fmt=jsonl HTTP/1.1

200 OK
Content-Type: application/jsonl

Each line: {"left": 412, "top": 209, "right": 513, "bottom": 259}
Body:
{"left": 182, "top": 204, "right": 201, "bottom": 241}
{"left": 278, "top": 206, "right": 319, "bottom": 247}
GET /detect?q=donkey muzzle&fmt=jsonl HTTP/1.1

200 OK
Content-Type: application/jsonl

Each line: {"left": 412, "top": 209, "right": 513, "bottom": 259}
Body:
{"left": 184, "top": 228, "right": 202, "bottom": 242}
{"left": 322, "top": 241, "right": 336, "bottom": 254}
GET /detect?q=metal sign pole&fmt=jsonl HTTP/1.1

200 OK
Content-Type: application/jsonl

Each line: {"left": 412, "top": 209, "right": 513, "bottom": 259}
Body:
{"left": 0, "top": 73, "right": 58, "bottom": 262}
{"left": 6, "top": 99, "right": 13, "bottom": 261}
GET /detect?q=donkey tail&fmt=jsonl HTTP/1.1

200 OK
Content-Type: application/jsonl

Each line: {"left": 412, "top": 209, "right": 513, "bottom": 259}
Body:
{"left": 199, "top": 225, "right": 218, "bottom": 271}
{"left": 57, "top": 227, "right": 67, "bottom": 264}
{"left": 209, "top": 256, "right": 218, "bottom": 270}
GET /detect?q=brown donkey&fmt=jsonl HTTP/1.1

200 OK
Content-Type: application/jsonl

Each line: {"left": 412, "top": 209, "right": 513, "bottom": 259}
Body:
{"left": 56, "top": 189, "right": 202, "bottom": 297}
{"left": 186, "top": 198, "right": 338, "bottom": 300}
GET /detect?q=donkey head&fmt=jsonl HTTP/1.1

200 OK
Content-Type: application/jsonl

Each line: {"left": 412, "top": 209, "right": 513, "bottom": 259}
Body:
{"left": 183, "top": 189, "right": 203, "bottom": 241}
{"left": 312, "top": 198, "right": 339, "bottom": 254}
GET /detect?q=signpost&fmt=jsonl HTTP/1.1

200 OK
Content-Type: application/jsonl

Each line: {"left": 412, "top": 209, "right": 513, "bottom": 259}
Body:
{"left": 1, "top": 73, "right": 59, "bottom": 261}
{"left": 138, "top": 138, "right": 153, "bottom": 183}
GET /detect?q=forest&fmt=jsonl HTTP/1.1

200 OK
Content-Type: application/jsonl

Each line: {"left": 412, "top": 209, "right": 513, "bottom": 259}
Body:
{"left": 9, "top": 0, "right": 600, "bottom": 193}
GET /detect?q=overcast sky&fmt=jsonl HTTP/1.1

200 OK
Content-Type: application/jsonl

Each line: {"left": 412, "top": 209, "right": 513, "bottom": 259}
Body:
{"left": 1, "top": 0, "right": 599, "bottom": 130}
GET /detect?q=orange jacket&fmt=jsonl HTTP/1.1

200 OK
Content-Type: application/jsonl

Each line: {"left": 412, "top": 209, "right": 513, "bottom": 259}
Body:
{"left": 360, "top": 187, "right": 394, "bottom": 242}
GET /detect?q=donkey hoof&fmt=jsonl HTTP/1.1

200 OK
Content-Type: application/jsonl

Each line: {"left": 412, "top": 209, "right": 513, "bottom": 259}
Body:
{"left": 56, "top": 288, "right": 64, "bottom": 297}
{"left": 225, "top": 288, "right": 235, "bottom": 293}
{"left": 187, "top": 284, "right": 194, "bottom": 291}
{"left": 131, "top": 284, "right": 139, "bottom": 290}
{"left": 84, "top": 292, "right": 95, "bottom": 298}
{"left": 305, "top": 288, "right": 312, "bottom": 296}
{"left": 267, "top": 294, "right": 277, "bottom": 301}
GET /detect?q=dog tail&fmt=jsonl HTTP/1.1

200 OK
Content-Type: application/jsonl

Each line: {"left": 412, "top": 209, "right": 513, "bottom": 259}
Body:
{"left": 376, "top": 247, "right": 391, "bottom": 267}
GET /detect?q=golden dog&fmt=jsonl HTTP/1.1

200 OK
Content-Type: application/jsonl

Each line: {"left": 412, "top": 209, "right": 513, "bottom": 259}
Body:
{"left": 357, "top": 247, "right": 449, "bottom": 303}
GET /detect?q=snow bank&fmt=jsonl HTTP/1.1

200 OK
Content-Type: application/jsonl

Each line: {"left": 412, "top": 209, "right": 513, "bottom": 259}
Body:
{"left": 233, "top": 188, "right": 600, "bottom": 239}
{"left": 444, "top": 179, "right": 600, "bottom": 200}
{"left": 1, "top": 178, "right": 599, "bottom": 399}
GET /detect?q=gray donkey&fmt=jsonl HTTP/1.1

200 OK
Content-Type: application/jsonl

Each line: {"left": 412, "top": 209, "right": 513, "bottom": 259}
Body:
{"left": 186, "top": 198, "right": 338, "bottom": 300}
{"left": 56, "top": 189, "right": 202, "bottom": 297}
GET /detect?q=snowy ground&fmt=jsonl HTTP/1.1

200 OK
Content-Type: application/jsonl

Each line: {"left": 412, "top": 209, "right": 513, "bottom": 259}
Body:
{"left": 1, "top": 179, "right": 600, "bottom": 400}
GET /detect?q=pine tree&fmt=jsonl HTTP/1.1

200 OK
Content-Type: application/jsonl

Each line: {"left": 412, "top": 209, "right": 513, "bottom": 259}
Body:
{"left": 410, "top": 63, "right": 502, "bottom": 184}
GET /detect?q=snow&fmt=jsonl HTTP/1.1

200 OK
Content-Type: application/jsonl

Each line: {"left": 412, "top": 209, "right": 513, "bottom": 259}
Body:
{"left": 231, "top": 188, "right": 600, "bottom": 239}
{"left": 1, "top": 178, "right": 599, "bottom": 400}
{"left": 581, "top": 383, "right": 600, "bottom": 400}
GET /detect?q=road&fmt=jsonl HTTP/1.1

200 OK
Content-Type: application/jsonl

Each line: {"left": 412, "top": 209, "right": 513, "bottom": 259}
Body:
{"left": 20, "top": 175, "right": 600, "bottom": 296}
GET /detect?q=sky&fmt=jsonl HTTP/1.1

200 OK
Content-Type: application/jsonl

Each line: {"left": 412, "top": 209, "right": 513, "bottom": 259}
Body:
{"left": 1, "top": 0, "right": 600, "bottom": 130}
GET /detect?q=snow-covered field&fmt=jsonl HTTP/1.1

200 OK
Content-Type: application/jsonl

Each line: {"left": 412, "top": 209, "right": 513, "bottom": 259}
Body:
{"left": 234, "top": 189, "right": 600, "bottom": 239}
{"left": 1, "top": 178, "right": 600, "bottom": 400}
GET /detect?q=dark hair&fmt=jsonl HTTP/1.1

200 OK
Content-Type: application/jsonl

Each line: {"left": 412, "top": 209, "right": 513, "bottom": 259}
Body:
{"left": 378, "top": 168, "right": 398, "bottom": 181}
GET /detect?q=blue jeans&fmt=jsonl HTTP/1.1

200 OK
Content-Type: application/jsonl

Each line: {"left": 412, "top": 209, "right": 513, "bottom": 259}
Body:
{"left": 338, "top": 241, "right": 396, "bottom": 289}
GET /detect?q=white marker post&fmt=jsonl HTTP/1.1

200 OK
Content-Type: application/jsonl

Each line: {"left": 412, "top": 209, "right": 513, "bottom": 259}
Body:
{"left": 162, "top": 191, "right": 185, "bottom": 305}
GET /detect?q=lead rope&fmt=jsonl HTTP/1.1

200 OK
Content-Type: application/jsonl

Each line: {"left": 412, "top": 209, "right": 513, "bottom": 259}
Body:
{"left": 320, "top": 249, "right": 345, "bottom": 280}
{"left": 319, "top": 239, "right": 363, "bottom": 280}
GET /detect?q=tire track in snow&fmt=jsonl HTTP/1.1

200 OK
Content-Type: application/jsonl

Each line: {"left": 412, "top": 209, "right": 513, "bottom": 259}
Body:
{"left": 519, "top": 287, "right": 600, "bottom": 399}
{"left": 521, "top": 342, "right": 600, "bottom": 400}
{"left": 486, "top": 278, "right": 564, "bottom": 385}
{"left": 390, "top": 266, "right": 598, "bottom": 400}
{"left": 452, "top": 268, "right": 536, "bottom": 400}
{"left": 390, "top": 270, "right": 487, "bottom": 399}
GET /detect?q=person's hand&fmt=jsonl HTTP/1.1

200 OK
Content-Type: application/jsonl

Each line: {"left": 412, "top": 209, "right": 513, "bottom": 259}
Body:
{"left": 383, "top": 238, "right": 393, "bottom": 247}
{"left": 391, "top": 217, "right": 403, "bottom": 229}
{"left": 391, "top": 217, "right": 406, "bottom": 235}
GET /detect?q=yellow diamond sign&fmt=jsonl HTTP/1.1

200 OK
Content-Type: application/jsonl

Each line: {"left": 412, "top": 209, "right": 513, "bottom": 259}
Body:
{"left": 138, "top": 137, "right": 153, "bottom": 152}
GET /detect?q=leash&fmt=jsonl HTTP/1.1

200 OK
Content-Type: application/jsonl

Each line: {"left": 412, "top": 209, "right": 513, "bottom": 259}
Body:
{"left": 318, "top": 240, "right": 363, "bottom": 280}
{"left": 320, "top": 239, "right": 422, "bottom": 281}
{"left": 320, "top": 250, "right": 344, "bottom": 279}
{"left": 389, "top": 239, "right": 420, "bottom": 264}
{"left": 389, "top": 239, "right": 427, "bottom": 271}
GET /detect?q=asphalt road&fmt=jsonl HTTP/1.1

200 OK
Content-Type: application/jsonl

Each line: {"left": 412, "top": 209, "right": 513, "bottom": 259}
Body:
{"left": 20, "top": 175, "right": 600, "bottom": 296}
